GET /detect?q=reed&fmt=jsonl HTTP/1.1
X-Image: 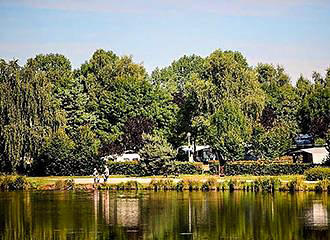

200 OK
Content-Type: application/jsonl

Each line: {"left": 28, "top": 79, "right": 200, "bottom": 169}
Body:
{"left": 0, "top": 175, "right": 30, "bottom": 190}
{"left": 54, "top": 179, "right": 75, "bottom": 190}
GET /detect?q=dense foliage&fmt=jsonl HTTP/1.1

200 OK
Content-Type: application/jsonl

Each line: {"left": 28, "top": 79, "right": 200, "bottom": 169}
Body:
{"left": 0, "top": 49, "right": 329, "bottom": 175}
{"left": 304, "top": 167, "right": 330, "bottom": 181}
{"left": 105, "top": 161, "right": 312, "bottom": 176}
{"left": 0, "top": 176, "right": 30, "bottom": 190}
{"left": 225, "top": 162, "right": 313, "bottom": 176}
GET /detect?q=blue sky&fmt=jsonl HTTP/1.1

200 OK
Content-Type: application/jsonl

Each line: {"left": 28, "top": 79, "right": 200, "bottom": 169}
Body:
{"left": 1, "top": 0, "right": 329, "bottom": 82}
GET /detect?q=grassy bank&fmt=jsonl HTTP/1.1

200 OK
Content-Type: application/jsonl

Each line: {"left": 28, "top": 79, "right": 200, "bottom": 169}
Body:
{"left": 1, "top": 175, "right": 330, "bottom": 192}
{"left": 96, "top": 177, "right": 330, "bottom": 192}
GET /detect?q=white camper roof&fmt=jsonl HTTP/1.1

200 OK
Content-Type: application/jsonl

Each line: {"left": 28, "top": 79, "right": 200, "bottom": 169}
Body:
{"left": 300, "top": 147, "right": 329, "bottom": 164}
{"left": 178, "top": 145, "right": 211, "bottom": 152}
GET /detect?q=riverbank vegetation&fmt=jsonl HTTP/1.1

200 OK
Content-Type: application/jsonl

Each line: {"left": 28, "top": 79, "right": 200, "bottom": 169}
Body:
{"left": 1, "top": 49, "right": 329, "bottom": 176}
{"left": 73, "top": 177, "right": 330, "bottom": 192}
{"left": 1, "top": 175, "right": 330, "bottom": 192}
{"left": 305, "top": 167, "right": 330, "bottom": 181}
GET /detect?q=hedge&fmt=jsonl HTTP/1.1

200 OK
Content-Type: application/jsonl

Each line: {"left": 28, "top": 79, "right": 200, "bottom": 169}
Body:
{"left": 106, "top": 161, "right": 313, "bottom": 176}
{"left": 108, "top": 161, "right": 144, "bottom": 176}
{"left": 304, "top": 167, "right": 330, "bottom": 181}
{"left": 31, "top": 156, "right": 105, "bottom": 176}
{"left": 224, "top": 162, "right": 314, "bottom": 176}
{"left": 107, "top": 161, "right": 200, "bottom": 176}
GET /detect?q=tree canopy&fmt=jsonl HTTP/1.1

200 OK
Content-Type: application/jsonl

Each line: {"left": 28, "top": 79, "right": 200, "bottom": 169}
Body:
{"left": 0, "top": 49, "right": 329, "bottom": 174}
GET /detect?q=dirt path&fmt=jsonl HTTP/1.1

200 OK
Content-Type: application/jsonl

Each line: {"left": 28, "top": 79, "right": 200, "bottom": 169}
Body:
{"left": 74, "top": 177, "right": 182, "bottom": 185}
{"left": 73, "top": 177, "right": 318, "bottom": 185}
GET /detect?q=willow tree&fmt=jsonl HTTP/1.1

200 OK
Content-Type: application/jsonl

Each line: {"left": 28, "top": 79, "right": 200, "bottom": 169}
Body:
{"left": 0, "top": 59, "right": 64, "bottom": 173}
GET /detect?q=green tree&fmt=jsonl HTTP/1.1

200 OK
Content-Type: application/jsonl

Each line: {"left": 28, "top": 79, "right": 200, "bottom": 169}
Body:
{"left": 253, "top": 63, "right": 299, "bottom": 159}
{"left": 296, "top": 69, "right": 330, "bottom": 139}
{"left": 33, "top": 128, "right": 74, "bottom": 176}
{"left": 208, "top": 100, "right": 251, "bottom": 160}
{"left": 185, "top": 50, "right": 264, "bottom": 159}
{"left": 139, "top": 132, "right": 176, "bottom": 175}
{"left": 0, "top": 59, "right": 64, "bottom": 173}
{"left": 77, "top": 49, "right": 178, "bottom": 154}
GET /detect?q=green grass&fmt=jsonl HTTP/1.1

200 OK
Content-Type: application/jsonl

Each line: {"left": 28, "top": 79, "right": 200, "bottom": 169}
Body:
{"left": 177, "top": 174, "right": 305, "bottom": 181}
{"left": 26, "top": 174, "right": 306, "bottom": 186}
{"left": 26, "top": 176, "right": 91, "bottom": 185}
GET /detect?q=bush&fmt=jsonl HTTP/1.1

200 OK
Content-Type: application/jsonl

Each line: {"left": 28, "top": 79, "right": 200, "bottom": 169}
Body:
{"left": 31, "top": 127, "right": 103, "bottom": 176}
{"left": 100, "top": 161, "right": 314, "bottom": 177}
{"left": 107, "top": 161, "right": 143, "bottom": 176}
{"left": 201, "top": 177, "right": 218, "bottom": 190}
{"left": 252, "top": 177, "right": 280, "bottom": 192}
{"left": 304, "top": 167, "right": 330, "bottom": 181}
{"left": 314, "top": 179, "right": 330, "bottom": 192}
{"left": 107, "top": 161, "right": 202, "bottom": 176}
{"left": 225, "top": 162, "right": 313, "bottom": 176}
{"left": 54, "top": 179, "right": 75, "bottom": 190}
{"left": 0, "top": 176, "right": 30, "bottom": 191}
{"left": 148, "top": 179, "right": 176, "bottom": 190}
{"left": 182, "top": 178, "right": 203, "bottom": 191}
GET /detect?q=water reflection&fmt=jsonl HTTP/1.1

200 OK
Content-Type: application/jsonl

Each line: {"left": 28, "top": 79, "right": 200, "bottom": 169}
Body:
{"left": 305, "top": 201, "right": 328, "bottom": 228}
{"left": 0, "top": 191, "right": 329, "bottom": 240}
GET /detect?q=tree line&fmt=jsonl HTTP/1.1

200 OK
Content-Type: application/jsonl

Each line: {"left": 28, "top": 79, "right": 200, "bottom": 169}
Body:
{"left": 0, "top": 49, "right": 329, "bottom": 175}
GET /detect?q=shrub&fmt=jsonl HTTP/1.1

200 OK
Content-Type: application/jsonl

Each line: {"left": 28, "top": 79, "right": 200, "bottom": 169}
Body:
{"left": 149, "top": 179, "right": 176, "bottom": 190}
{"left": 304, "top": 167, "right": 330, "bottom": 181}
{"left": 107, "top": 161, "right": 202, "bottom": 176}
{"left": 107, "top": 161, "right": 143, "bottom": 176}
{"left": 227, "top": 179, "right": 236, "bottom": 191}
{"left": 54, "top": 179, "right": 75, "bottom": 190}
{"left": 54, "top": 180, "right": 65, "bottom": 190}
{"left": 201, "top": 177, "right": 218, "bottom": 190}
{"left": 124, "top": 180, "right": 141, "bottom": 190}
{"left": 32, "top": 127, "right": 103, "bottom": 176}
{"left": 314, "top": 179, "right": 330, "bottom": 192}
{"left": 96, "top": 161, "right": 313, "bottom": 177}
{"left": 0, "top": 176, "right": 30, "bottom": 191}
{"left": 253, "top": 177, "right": 279, "bottom": 192}
{"left": 182, "top": 178, "right": 203, "bottom": 191}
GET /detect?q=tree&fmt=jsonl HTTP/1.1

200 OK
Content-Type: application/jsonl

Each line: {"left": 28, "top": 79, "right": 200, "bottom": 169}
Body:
{"left": 184, "top": 50, "right": 264, "bottom": 160}
{"left": 208, "top": 100, "right": 251, "bottom": 160}
{"left": 252, "top": 63, "right": 299, "bottom": 159}
{"left": 0, "top": 59, "right": 64, "bottom": 173}
{"left": 33, "top": 128, "right": 74, "bottom": 176}
{"left": 298, "top": 83, "right": 330, "bottom": 138}
{"left": 249, "top": 121, "right": 295, "bottom": 160}
{"left": 121, "top": 116, "right": 153, "bottom": 152}
{"left": 296, "top": 70, "right": 330, "bottom": 139}
{"left": 76, "top": 49, "right": 178, "bottom": 155}
{"left": 139, "top": 132, "right": 176, "bottom": 176}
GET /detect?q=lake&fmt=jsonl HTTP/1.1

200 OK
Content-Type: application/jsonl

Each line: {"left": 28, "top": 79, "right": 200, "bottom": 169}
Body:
{"left": 0, "top": 191, "right": 329, "bottom": 239}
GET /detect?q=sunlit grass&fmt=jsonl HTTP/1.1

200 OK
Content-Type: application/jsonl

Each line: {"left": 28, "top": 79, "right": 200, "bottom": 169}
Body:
{"left": 26, "top": 174, "right": 305, "bottom": 187}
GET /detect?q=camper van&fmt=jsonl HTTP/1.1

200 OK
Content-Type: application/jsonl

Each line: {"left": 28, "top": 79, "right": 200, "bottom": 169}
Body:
{"left": 177, "top": 145, "right": 218, "bottom": 163}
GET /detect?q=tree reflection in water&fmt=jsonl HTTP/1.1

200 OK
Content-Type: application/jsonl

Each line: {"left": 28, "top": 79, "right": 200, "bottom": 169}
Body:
{"left": 0, "top": 191, "right": 328, "bottom": 240}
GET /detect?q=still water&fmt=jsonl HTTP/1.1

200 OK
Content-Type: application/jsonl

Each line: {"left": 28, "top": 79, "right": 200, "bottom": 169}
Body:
{"left": 0, "top": 191, "right": 329, "bottom": 240}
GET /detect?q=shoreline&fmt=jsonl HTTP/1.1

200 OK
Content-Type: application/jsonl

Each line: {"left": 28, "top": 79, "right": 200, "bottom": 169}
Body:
{"left": 1, "top": 175, "right": 327, "bottom": 192}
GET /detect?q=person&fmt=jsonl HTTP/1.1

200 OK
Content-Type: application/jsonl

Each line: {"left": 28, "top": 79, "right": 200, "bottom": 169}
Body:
{"left": 93, "top": 168, "right": 100, "bottom": 184}
{"left": 103, "top": 165, "right": 109, "bottom": 183}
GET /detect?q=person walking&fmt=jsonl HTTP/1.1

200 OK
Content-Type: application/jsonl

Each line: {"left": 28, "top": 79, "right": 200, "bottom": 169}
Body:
{"left": 103, "top": 165, "right": 109, "bottom": 183}
{"left": 93, "top": 168, "right": 100, "bottom": 184}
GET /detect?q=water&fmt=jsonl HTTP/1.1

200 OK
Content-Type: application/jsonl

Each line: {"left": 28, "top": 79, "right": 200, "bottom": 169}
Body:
{"left": 0, "top": 191, "right": 329, "bottom": 239}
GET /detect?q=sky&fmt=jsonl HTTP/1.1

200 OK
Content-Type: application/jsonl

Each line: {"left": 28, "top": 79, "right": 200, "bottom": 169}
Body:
{"left": 0, "top": 0, "right": 329, "bottom": 82}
